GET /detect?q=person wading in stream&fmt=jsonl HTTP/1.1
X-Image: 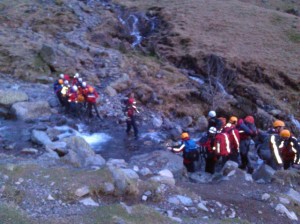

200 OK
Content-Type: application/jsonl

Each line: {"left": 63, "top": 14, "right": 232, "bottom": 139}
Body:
{"left": 125, "top": 93, "right": 139, "bottom": 139}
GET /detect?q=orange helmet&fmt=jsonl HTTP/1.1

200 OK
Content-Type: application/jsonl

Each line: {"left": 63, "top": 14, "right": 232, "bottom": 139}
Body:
{"left": 273, "top": 120, "right": 285, "bottom": 128}
{"left": 58, "top": 79, "right": 63, "bottom": 84}
{"left": 280, "top": 129, "right": 290, "bottom": 138}
{"left": 229, "top": 116, "right": 238, "bottom": 124}
{"left": 181, "top": 132, "right": 189, "bottom": 139}
{"left": 244, "top": 116, "right": 254, "bottom": 124}
{"left": 88, "top": 86, "right": 94, "bottom": 93}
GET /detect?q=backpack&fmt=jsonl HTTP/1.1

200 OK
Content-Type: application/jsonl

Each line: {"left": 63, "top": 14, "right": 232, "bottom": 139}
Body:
{"left": 183, "top": 139, "right": 199, "bottom": 161}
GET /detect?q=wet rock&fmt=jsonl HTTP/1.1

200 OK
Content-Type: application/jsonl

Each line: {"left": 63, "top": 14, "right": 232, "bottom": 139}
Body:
{"left": 107, "top": 158, "right": 128, "bottom": 168}
{"left": 197, "top": 202, "right": 209, "bottom": 212}
{"left": 31, "top": 130, "right": 52, "bottom": 146}
{"left": 149, "top": 175, "right": 175, "bottom": 186}
{"left": 11, "top": 101, "right": 51, "bottom": 121}
{"left": 46, "top": 141, "right": 68, "bottom": 156}
{"left": 85, "top": 155, "right": 106, "bottom": 168}
{"left": 169, "top": 195, "right": 193, "bottom": 206}
{"left": 158, "top": 169, "right": 173, "bottom": 178}
{"left": 279, "top": 197, "right": 290, "bottom": 205}
{"left": 100, "top": 182, "right": 115, "bottom": 195}
{"left": 139, "top": 167, "right": 152, "bottom": 176}
{"left": 262, "top": 193, "right": 270, "bottom": 201}
{"left": 152, "top": 115, "right": 163, "bottom": 128}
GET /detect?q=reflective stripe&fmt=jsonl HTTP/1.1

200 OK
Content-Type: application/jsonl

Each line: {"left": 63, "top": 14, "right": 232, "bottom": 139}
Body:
{"left": 232, "top": 130, "right": 239, "bottom": 152}
{"left": 278, "top": 141, "right": 284, "bottom": 148}
{"left": 271, "top": 135, "right": 282, "bottom": 164}
{"left": 216, "top": 142, "right": 220, "bottom": 154}
{"left": 223, "top": 133, "right": 230, "bottom": 153}
{"left": 291, "top": 142, "right": 297, "bottom": 153}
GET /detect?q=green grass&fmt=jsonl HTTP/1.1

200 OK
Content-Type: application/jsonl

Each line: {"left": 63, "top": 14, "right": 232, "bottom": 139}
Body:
{"left": 0, "top": 204, "right": 33, "bottom": 224}
{"left": 286, "top": 30, "right": 300, "bottom": 43}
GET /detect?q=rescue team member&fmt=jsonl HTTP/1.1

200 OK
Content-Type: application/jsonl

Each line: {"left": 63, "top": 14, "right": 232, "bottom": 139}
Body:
{"left": 199, "top": 127, "right": 218, "bottom": 174}
{"left": 61, "top": 80, "right": 71, "bottom": 112}
{"left": 59, "top": 73, "right": 71, "bottom": 82}
{"left": 237, "top": 115, "right": 257, "bottom": 174}
{"left": 72, "top": 73, "right": 80, "bottom": 86}
{"left": 53, "top": 78, "right": 64, "bottom": 106}
{"left": 277, "top": 130, "right": 300, "bottom": 170}
{"left": 223, "top": 116, "right": 240, "bottom": 163}
{"left": 256, "top": 120, "right": 285, "bottom": 168}
{"left": 207, "top": 110, "right": 223, "bottom": 132}
{"left": 170, "top": 132, "right": 199, "bottom": 173}
{"left": 67, "top": 85, "right": 79, "bottom": 116}
{"left": 125, "top": 93, "right": 139, "bottom": 139}
{"left": 86, "top": 86, "right": 101, "bottom": 118}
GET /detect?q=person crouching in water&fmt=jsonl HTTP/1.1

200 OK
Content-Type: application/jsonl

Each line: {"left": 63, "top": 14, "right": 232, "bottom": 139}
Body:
{"left": 170, "top": 132, "right": 199, "bottom": 174}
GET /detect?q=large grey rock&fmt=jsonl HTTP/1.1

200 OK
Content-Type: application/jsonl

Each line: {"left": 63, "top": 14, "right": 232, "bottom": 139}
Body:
{"left": 11, "top": 101, "right": 51, "bottom": 120}
{"left": 61, "top": 136, "right": 105, "bottom": 168}
{"left": 275, "top": 204, "right": 298, "bottom": 221}
{"left": 168, "top": 195, "right": 193, "bottom": 207}
{"left": 252, "top": 164, "right": 275, "bottom": 183}
{"left": 0, "top": 90, "right": 28, "bottom": 107}
{"left": 31, "top": 130, "right": 52, "bottom": 146}
{"left": 109, "top": 167, "right": 139, "bottom": 195}
{"left": 222, "top": 160, "right": 239, "bottom": 176}
{"left": 130, "top": 150, "right": 183, "bottom": 175}
{"left": 197, "top": 116, "right": 208, "bottom": 132}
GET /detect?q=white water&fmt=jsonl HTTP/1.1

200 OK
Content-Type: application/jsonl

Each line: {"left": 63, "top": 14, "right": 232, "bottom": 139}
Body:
{"left": 189, "top": 76, "right": 205, "bottom": 85}
{"left": 54, "top": 124, "right": 112, "bottom": 151}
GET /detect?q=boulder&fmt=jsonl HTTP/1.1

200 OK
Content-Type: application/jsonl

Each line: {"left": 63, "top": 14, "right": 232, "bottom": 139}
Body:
{"left": 222, "top": 160, "right": 239, "bottom": 176}
{"left": 62, "top": 136, "right": 105, "bottom": 168}
{"left": 252, "top": 164, "right": 275, "bottom": 183}
{"left": 31, "top": 130, "right": 52, "bottom": 146}
{"left": 149, "top": 175, "right": 175, "bottom": 186}
{"left": 109, "top": 167, "right": 140, "bottom": 196}
{"left": 0, "top": 90, "right": 28, "bottom": 107}
{"left": 275, "top": 204, "right": 298, "bottom": 221}
{"left": 11, "top": 101, "right": 51, "bottom": 121}
{"left": 197, "top": 116, "right": 208, "bottom": 132}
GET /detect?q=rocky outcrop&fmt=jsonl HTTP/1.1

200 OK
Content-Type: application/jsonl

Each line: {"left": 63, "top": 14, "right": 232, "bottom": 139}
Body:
{"left": 0, "top": 90, "right": 28, "bottom": 116}
{"left": 11, "top": 101, "right": 51, "bottom": 121}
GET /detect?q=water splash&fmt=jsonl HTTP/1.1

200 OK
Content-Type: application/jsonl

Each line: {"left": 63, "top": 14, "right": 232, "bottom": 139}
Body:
{"left": 54, "top": 124, "right": 112, "bottom": 151}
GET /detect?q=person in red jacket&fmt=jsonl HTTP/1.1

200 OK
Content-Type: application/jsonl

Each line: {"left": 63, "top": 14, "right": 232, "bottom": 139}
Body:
{"left": 125, "top": 93, "right": 139, "bottom": 139}
{"left": 278, "top": 130, "right": 300, "bottom": 170}
{"left": 67, "top": 85, "right": 79, "bottom": 115}
{"left": 199, "top": 127, "right": 218, "bottom": 174}
{"left": 237, "top": 115, "right": 257, "bottom": 173}
{"left": 59, "top": 73, "right": 71, "bottom": 82}
{"left": 86, "top": 86, "right": 101, "bottom": 118}
{"left": 223, "top": 116, "right": 240, "bottom": 163}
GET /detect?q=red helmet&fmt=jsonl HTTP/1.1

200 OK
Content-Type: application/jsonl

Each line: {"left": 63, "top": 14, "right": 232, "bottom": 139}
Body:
{"left": 244, "top": 116, "right": 255, "bottom": 124}
{"left": 128, "top": 98, "right": 136, "bottom": 105}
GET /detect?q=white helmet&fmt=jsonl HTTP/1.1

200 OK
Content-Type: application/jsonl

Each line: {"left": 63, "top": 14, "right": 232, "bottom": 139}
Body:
{"left": 78, "top": 78, "right": 83, "bottom": 83}
{"left": 64, "top": 80, "right": 69, "bottom": 85}
{"left": 208, "top": 110, "right": 216, "bottom": 118}
{"left": 74, "top": 73, "right": 79, "bottom": 78}
{"left": 72, "top": 85, "right": 78, "bottom": 91}
{"left": 208, "top": 127, "right": 217, "bottom": 134}
{"left": 82, "top": 82, "right": 87, "bottom": 87}
{"left": 59, "top": 74, "right": 64, "bottom": 79}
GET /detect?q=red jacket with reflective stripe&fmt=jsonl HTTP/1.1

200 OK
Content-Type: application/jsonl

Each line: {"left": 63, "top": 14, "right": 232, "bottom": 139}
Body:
{"left": 223, "top": 125, "right": 240, "bottom": 152}
{"left": 86, "top": 91, "right": 99, "bottom": 103}
{"left": 214, "top": 133, "right": 231, "bottom": 156}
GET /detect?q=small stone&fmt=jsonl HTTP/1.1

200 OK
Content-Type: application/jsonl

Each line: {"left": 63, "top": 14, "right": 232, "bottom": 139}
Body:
{"left": 142, "top": 195, "right": 147, "bottom": 201}
{"left": 80, "top": 197, "right": 99, "bottom": 207}
{"left": 75, "top": 186, "right": 90, "bottom": 197}
{"left": 47, "top": 194, "right": 55, "bottom": 200}
{"left": 133, "top": 165, "right": 139, "bottom": 172}
{"left": 279, "top": 197, "right": 290, "bottom": 204}
{"left": 197, "top": 202, "right": 209, "bottom": 212}
{"left": 262, "top": 193, "right": 270, "bottom": 201}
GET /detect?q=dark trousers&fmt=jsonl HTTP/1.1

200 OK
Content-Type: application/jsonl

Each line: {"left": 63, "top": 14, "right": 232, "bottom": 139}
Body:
{"left": 87, "top": 103, "right": 100, "bottom": 118}
{"left": 205, "top": 152, "right": 216, "bottom": 174}
{"left": 184, "top": 161, "right": 195, "bottom": 173}
{"left": 239, "top": 139, "right": 253, "bottom": 173}
{"left": 229, "top": 150, "right": 239, "bottom": 163}
{"left": 283, "top": 159, "right": 293, "bottom": 170}
{"left": 56, "top": 92, "right": 64, "bottom": 106}
{"left": 126, "top": 116, "right": 138, "bottom": 137}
